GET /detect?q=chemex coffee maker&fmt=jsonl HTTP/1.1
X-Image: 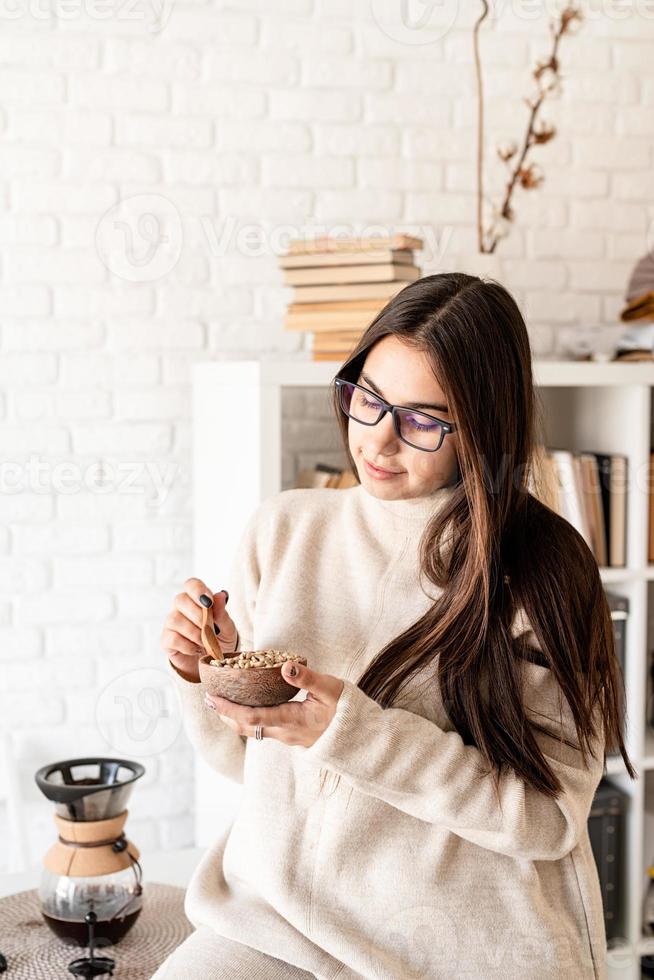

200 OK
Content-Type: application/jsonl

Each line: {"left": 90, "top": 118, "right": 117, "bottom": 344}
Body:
{"left": 34, "top": 757, "right": 146, "bottom": 978}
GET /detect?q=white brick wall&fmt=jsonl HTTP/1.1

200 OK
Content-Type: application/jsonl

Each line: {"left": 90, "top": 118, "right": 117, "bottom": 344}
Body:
{"left": 1, "top": 1, "right": 653, "bottom": 871}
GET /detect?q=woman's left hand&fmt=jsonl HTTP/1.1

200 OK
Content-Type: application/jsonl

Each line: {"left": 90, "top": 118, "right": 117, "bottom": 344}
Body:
{"left": 203, "top": 660, "right": 345, "bottom": 748}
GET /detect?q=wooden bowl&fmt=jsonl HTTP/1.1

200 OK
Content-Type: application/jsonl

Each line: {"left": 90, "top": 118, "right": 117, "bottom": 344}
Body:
{"left": 198, "top": 652, "right": 307, "bottom": 707}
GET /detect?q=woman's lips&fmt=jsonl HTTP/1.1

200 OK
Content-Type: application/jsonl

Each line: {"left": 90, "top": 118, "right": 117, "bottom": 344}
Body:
{"left": 363, "top": 458, "right": 403, "bottom": 479}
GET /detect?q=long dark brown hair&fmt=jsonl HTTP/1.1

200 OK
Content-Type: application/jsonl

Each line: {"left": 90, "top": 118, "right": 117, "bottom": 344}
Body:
{"left": 319, "top": 272, "right": 636, "bottom": 800}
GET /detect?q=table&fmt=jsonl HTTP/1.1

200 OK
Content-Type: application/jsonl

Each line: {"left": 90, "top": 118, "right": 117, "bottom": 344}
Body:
{"left": 0, "top": 848, "right": 205, "bottom": 979}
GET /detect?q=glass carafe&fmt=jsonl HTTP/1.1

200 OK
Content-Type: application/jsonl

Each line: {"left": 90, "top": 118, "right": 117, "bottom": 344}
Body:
{"left": 34, "top": 757, "right": 145, "bottom": 950}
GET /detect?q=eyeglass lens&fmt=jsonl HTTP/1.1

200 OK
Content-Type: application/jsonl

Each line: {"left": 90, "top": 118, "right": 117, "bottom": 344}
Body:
{"left": 339, "top": 381, "right": 444, "bottom": 451}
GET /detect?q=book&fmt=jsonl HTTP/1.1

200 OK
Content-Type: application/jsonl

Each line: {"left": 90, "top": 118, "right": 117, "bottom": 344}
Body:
{"left": 605, "top": 590, "right": 629, "bottom": 682}
{"left": 279, "top": 248, "right": 415, "bottom": 270}
{"left": 604, "top": 589, "right": 628, "bottom": 759}
{"left": 283, "top": 262, "right": 420, "bottom": 288}
{"left": 592, "top": 452, "right": 627, "bottom": 568}
{"left": 312, "top": 351, "right": 352, "bottom": 362}
{"left": 312, "top": 347, "right": 360, "bottom": 357}
{"left": 285, "top": 310, "right": 380, "bottom": 332}
{"left": 579, "top": 453, "right": 608, "bottom": 567}
{"left": 290, "top": 300, "right": 388, "bottom": 312}
{"left": 294, "top": 466, "right": 337, "bottom": 489}
{"left": 549, "top": 450, "right": 593, "bottom": 550}
{"left": 311, "top": 329, "right": 362, "bottom": 340}
{"left": 608, "top": 454, "right": 628, "bottom": 569}
{"left": 312, "top": 331, "right": 362, "bottom": 350}
{"left": 285, "top": 233, "right": 423, "bottom": 255}
{"left": 288, "top": 299, "right": 386, "bottom": 313}
{"left": 293, "top": 464, "right": 358, "bottom": 489}
{"left": 649, "top": 451, "right": 654, "bottom": 564}
{"left": 291, "top": 281, "right": 408, "bottom": 304}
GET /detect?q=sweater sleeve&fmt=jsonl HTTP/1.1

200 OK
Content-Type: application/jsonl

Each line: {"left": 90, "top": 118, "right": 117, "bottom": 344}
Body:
{"left": 167, "top": 503, "right": 265, "bottom": 784}
{"left": 303, "top": 616, "right": 606, "bottom": 862}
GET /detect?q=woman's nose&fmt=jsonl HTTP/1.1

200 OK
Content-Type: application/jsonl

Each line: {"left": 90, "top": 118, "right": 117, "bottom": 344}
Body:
{"left": 364, "top": 412, "right": 399, "bottom": 451}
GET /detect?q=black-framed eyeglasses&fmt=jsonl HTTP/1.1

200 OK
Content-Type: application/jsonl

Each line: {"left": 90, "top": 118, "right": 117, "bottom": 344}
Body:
{"left": 334, "top": 377, "right": 457, "bottom": 453}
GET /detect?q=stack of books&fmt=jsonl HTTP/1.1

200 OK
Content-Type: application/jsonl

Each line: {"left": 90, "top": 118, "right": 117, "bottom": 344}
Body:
{"left": 280, "top": 234, "right": 423, "bottom": 361}
{"left": 530, "top": 445, "right": 627, "bottom": 567}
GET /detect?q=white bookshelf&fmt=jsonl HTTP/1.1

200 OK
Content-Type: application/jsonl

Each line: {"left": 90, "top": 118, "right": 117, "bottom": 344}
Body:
{"left": 192, "top": 358, "right": 654, "bottom": 980}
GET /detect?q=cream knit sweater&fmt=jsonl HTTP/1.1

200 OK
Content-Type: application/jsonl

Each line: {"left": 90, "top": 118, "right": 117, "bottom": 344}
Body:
{"left": 166, "top": 482, "right": 608, "bottom": 980}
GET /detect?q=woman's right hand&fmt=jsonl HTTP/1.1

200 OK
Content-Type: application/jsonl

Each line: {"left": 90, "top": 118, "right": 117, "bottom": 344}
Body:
{"left": 161, "top": 577, "right": 238, "bottom": 683}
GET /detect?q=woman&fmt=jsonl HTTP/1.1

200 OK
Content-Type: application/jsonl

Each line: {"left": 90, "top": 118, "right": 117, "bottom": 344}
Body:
{"left": 156, "top": 273, "right": 635, "bottom": 980}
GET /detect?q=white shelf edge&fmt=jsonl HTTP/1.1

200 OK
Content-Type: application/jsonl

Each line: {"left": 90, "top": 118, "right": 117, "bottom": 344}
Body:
{"left": 193, "top": 358, "right": 654, "bottom": 389}
{"left": 601, "top": 568, "right": 651, "bottom": 584}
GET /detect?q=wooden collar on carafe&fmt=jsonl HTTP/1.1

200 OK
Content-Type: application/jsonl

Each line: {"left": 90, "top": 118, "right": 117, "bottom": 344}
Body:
{"left": 44, "top": 808, "right": 141, "bottom": 878}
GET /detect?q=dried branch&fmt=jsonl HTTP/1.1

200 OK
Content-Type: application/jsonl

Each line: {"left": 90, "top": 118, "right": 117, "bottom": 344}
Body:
{"left": 474, "top": 4, "right": 583, "bottom": 254}
{"left": 473, "top": 0, "right": 491, "bottom": 253}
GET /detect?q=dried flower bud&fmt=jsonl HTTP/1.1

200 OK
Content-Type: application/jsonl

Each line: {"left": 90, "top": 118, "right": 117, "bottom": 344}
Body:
{"left": 497, "top": 141, "right": 518, "bottom": 162}
{"left": 533, "top": 56, "right": 558, "bottom": 82}
{"left": 518, "top": 164, "right": 544, "bottom": 190}
{"left": 532, "top": 122, "right": 556, "bottom": 144}
{"left": 560, "top": 7, "right": 583, "bottom": 34}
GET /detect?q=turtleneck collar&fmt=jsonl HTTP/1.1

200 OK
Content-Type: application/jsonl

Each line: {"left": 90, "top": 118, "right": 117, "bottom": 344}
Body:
{"left": 353, "top": 479, "right": 458, "bottom": 523}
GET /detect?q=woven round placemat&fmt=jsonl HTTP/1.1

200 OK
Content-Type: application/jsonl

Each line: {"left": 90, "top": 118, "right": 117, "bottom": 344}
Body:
{"left": 0, "top": 882, "right": 194, "bottom": 979}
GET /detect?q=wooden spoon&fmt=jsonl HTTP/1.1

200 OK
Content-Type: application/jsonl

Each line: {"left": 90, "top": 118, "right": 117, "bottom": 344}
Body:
{"left": 200, "top": 603, "right": 225, "bottom": 662}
